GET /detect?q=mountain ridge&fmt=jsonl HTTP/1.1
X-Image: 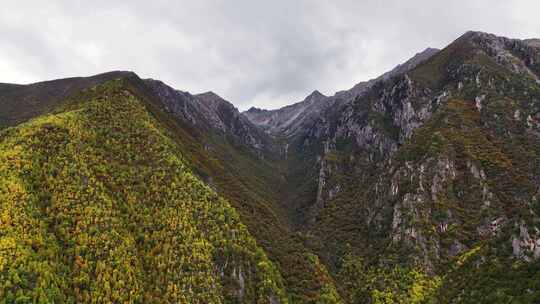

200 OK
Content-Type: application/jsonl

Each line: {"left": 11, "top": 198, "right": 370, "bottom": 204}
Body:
{"left": 242, "top": 46, "right": 441, "bottom": 138}
{"left": 1, "top": 30, "right": 540, "bottom": 303}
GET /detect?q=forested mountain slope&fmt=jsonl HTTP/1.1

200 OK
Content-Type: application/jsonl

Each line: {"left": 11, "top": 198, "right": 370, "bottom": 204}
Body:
{"left": 0, "top": 80, "right": 288, "bottom": 303}
{"left": 0, "top": 74, "right": 340, "bottom": 303}
{"left": 1, "top": 31, "right": 539, "bottom": 303}
{"left": 245, "top": 31, "right": 540, "bottom": 303}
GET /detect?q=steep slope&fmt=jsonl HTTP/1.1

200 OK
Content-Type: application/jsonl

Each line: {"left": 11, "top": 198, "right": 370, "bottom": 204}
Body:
{"left": 285, "top": 31, "right": 540, "bottom": 302}
{"left": 1, "top": 30, "right": 539, "bottom": 303}
{"left": 0, "top": 79, "right": 288, "bottom": 303}
{"left": 139, "top": 79, "right": 341, "bottom": 303}
{"left": 243, "top": 47, "right": 440, "bottom": 138}
{"left": 242, "top": 31, "right": 540, "bottom": 302}
{"left": 0, "top": 72, "right": 342, "bottom": 303}
{"left": 143, "top": 79, "right": 276, "bottom": 157}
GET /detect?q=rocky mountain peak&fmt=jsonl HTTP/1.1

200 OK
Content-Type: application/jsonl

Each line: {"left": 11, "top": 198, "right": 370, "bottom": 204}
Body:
{"left": 456, "top": 31, "right": 540, "bottom": 81}
{"left": 307, "top": 90, "right": 326, "bottom": 99}
{"left": 197, "top": 90, "right": 223, "bottom": 101}
{"left": 245, "top": 106, "right": 266, "bottom": 114}
{"left": 196, "top": 91, "right": 236, "bottom": 111}
{"left": 141, "top": 80, "right": 274, "bottom": 155}
{"left": 460, "top": 30, "right": 494, "bottom": 39}
{"left": 243, "top": 44, "right": 440, "bottom": 137}
{"left": 242, "top": 88, "right": 334, "bottom": 136}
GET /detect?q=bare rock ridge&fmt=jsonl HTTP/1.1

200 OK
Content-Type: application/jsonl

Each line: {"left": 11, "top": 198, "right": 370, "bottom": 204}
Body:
{"left": 277, "top": 29, "right": 540, "bottom": 274}
{"left": 243, "top": 89, "right": 328, "bottom": 136}
{"left": 243, "top": 46, "right": 440, "bottom": 137}
{"left": 459, "top": 30, "right": 540, "bottom": 81}
{"left": 143, "top": 79, "right": 275, "bottom": 155}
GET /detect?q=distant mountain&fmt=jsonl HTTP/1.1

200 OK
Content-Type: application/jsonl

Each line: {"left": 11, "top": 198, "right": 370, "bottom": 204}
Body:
{"left": 1, "top": 31, "right": 540, "bottom": 303}
{"left": 144, "top": 79, "right": 276, "bottom": 156}
{"left": 243, "top": 47, "right": 440, "bottom": 138}
{"left": 243, "top": 89, "right": 328, "bottom": 137}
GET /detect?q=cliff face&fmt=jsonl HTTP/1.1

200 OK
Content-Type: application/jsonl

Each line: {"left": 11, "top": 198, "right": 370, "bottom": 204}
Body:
{"left": 269, "top": 31, "right": 540, "bottom": 283}
{"left": 242, "top": 33, "right": 540, "bottom": 301}
{"left": 144, "top": 79, "right": 277, "bottom": 157}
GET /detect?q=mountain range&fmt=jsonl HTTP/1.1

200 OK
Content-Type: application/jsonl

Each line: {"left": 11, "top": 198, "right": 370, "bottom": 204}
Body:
{"left": 1, "top": 31, "right": 539, "bottom": 303}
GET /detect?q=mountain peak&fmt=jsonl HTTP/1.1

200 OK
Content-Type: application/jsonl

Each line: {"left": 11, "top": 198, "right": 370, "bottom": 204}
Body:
{"left": 461, "top": 30, "right": 496, "bottom": 39}
{"left": 307, "top": 90, "right": 325, "bottom": 99}
{"left": 418, "top": 47, "right": 440, "bottom": 56}
{"left": 245, "top": 106, "right": 267, "bottom": 114}
{"left": 196, "top": 91, "right": 237, "bottom": 109}
{"left": 197, "top": 91, "right": 223, "bottom": 100}
{"left": 456, "top": 30, "right": 512, "bottom": 45}
{"left": 99, "top": 70, "right": 138, "bottom": 78}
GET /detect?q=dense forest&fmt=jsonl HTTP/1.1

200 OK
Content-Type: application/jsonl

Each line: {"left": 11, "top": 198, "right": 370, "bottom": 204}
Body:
{"left": 0, "top": 81, "right": 287, "bottom": 303}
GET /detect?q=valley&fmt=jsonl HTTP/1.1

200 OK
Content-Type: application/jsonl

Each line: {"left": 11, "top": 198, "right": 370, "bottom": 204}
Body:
{"left": 1, "top": 31, "right": 539, "bottom": 303}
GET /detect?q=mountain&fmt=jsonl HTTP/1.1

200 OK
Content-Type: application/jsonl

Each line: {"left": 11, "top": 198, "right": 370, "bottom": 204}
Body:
{"left": 143, "top": 79, "right": 276, "bottom": 156}
{"left": 247, "top": 30, "right": 540, "bottom": 302}
{"left": 0, "top": 72, "right": 340, "bottom": 302}
{"left": 243, "top": 47, "right": 440, "bottom": 138}
{"left": 1, "top": 30, "right": 540, "bottom": 303}
{"left": 243, "top": 90, "right": 328, "bottom": 137}
{"left": 0, "top": 79, "right": 288, "bottom": 303}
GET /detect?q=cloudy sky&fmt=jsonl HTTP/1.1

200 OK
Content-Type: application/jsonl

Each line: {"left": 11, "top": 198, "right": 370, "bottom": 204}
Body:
{"left": 1, "top": 1, "right": 539, "bottom": 110}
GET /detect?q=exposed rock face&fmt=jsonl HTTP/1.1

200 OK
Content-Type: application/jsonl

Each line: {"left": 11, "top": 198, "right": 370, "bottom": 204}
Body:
{"left": 243, "top": 90, "right": 330, "bottom": 137}
{"left": 143, "top": 79, "right": 204, "bottom": 125}
{"left": 144, "top": 79, "right": 276, "bottom": 156}
{"left": 196, "top": 91, "right": 274, "bottom": 152}
{"left": 243, "top": 47, "right": 440, "bottom": 139}
{"left": 273, "top": 49, "right": 445, "bottom": 231}
{"left": 242, "top": 48, "right": 443, "bottom": 230}
{"left": 463, "top": 31, "right": 540, "bottom": 81}
{"left": 313, "top": 31, "right": 540, "bottom": 272}
{"left": 241, "top": 31, "right": 540, "bottom": 275}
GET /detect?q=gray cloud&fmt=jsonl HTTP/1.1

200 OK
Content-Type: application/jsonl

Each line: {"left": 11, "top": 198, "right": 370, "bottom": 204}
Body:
{"left": 1, "top": 0, "right": 539, "bottom": 110}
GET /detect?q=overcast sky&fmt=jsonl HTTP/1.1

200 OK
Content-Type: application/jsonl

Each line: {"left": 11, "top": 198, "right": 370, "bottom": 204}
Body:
{"left": 1, "top": 1, "right": 539, "bottom": 110}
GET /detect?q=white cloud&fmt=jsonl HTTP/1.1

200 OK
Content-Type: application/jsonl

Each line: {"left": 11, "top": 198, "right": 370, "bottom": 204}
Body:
{"left": 0, "top": 0, "right": 539, "bottom": 110}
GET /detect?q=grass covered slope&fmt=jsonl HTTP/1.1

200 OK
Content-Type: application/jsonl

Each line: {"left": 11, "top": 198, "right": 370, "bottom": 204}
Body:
{"left": 0, "top": 80, "right": 287, "bottom": 303}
